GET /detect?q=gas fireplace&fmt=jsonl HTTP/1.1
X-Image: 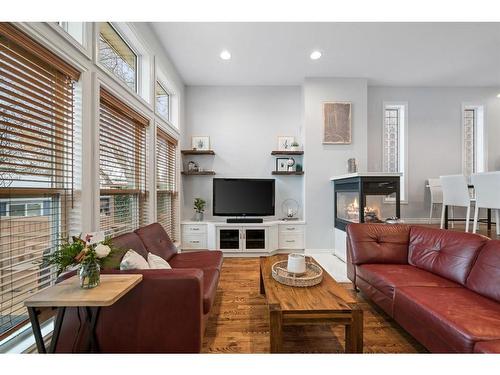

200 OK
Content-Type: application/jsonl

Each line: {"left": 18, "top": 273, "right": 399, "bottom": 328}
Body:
{"left": 331, "top": 173, "right": 401, "bottom": 231}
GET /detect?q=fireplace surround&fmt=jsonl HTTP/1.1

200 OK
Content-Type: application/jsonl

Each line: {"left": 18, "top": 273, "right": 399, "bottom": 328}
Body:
{"left": 331, "top": 173, "right": 401, "bottom": 231}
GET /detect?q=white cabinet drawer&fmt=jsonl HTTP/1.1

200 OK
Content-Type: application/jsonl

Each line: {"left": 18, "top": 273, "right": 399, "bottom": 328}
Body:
{"left": 182, "top": 234, "right": 207, "bottom": 249}
{"left": 182, "top": 224, "right": 207, "bottom": 234}
{"left": 279, "top": 224, "right": 304, "bottom": 234}
{"left": 279, "top": 233, "right": 304, "bottom": 250}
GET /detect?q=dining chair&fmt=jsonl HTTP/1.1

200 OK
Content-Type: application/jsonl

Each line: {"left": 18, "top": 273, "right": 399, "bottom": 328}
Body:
{"left": 428, "top": 178, "right": 446, "bottom": 225}
{"left": 440, "top": 174, "right": 472, "bottom": 232}
{"left": 471, "top": 172, "right": 500, "bottom": 235}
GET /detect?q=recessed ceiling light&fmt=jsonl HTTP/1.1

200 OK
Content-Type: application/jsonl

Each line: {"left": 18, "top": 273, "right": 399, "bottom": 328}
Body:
{"left": 310, "top": 50, "right": 322, "bottom": 60}
{"left": 497, "top": 93, "right": 500, "bottom": 98}
{"left": 220, "top": 50, "right": 231, "bottom": 60}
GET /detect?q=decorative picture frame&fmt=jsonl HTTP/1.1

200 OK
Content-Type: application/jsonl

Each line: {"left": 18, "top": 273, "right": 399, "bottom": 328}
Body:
{"left": 323, "top": 102, "right": 352, "bottom": 144}
{"left": 191, "top": 136, "right": 210, "bottom": 150}
{"left": 276, "top": 158, "right": 289, "bottom": 172}
{"left": 277, "top": 136, "right": 295, "bottom": 151}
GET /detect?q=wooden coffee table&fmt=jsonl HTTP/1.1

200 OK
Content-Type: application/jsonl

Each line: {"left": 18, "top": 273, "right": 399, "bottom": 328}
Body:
{"left": 260, "top": 255, "right": 363, "bottom": 353}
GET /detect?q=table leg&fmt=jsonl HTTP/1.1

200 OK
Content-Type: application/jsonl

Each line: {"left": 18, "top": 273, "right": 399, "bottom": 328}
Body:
{"left": 444, "top": 206, "right": 449, "bottom": 230}
{"left": 488, "top": 209, "right": 492, "bottom": 230}
{"left": 85, "top": 306, "right": 101, "bottom": 353}
{"left": 27, "top": 306, "right": 46, "bottom": 354}
{"left": 269, "top": 305, "right": 282, "bottom": 353}
{"left": 345, "top": 309, "right": 363, "bottom": 353}
{"left": 48, "top": 307, "right": 66, "bottom": 353}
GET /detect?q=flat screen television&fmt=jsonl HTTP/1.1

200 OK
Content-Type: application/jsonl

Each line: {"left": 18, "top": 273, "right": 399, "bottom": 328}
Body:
{"left": 213, "top": 178, "right": 275, "bottom": 217}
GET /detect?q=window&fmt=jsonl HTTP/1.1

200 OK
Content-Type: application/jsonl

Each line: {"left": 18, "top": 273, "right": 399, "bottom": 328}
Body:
{"left": 99, "top": 88, "right": 148, "bottom": 237}
{"left": 57, "top": 22, "right": 84, "bottom": 46}
{"left": 383, "top": 103, "right": 407, "bottom": 201}
{"left": 0, "top": 23, "right": 80, "bottom": 336}
{"left": 155, "top": 81, "right": 170, "bottom": 121}
{"left": 156, "top": 127, "right": 178, "bottom": 241}
{"left": 98, "top": 23, "right": 137, "bottom": 91}
{"left": 463, "top": 105, "right": 485, "bottom": 176}
{"left": 0, "top": 199, "right": 48, "bottom": 217}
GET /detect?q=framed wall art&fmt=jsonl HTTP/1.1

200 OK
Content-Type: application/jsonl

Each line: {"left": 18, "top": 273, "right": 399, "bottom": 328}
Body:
{"left": 323, "top": 102, "right": 352, "bottom": 144}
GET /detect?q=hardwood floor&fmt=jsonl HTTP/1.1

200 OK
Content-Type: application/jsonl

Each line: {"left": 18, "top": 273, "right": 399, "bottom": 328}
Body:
{"left": 202, "top": 258, "right": 426, "bottom": 353}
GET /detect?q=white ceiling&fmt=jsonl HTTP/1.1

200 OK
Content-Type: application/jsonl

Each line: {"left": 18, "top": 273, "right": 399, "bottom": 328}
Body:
{"left": 150, "top": 22, "right": 500, "bottom": 87}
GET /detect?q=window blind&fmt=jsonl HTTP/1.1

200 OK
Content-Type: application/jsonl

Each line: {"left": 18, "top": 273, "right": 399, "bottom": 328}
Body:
{"left": 156, "top": 127, "right": 178, "bottom": 242}
{"left": 99, "top": 88, "right": 149, "bottom": 237}
{"left": 0, "top": 23, "right": 79, "bottom": 338}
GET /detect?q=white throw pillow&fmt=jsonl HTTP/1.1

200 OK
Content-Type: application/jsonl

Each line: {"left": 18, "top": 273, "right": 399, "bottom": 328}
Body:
{"left": 147, "top": 252, "right": 172, "bottom": 269}
{"left": 120, "top": 250, "right": 150, "bottom": 270}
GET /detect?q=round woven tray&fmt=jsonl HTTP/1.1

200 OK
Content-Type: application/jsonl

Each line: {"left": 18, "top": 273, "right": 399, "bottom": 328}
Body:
{"left": 271, "top": 258, "right": 323, "bottom": 287}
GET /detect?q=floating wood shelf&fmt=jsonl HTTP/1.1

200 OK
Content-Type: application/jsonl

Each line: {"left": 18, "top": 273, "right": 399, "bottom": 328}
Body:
{"left": 271, "top": 151, "right": 304, "bottom": 155}
{"left": 272, "top": 171, "right": 304, "bottom": 175}
{"left": 181, "top": 171, "right": 216, "bottom": 176}
{"left": 181, "top": 150, "right": 215, "bottom": 155}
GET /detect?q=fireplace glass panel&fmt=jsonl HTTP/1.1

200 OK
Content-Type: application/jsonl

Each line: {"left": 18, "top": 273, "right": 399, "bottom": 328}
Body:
{"left": 365, "top": 193, "right": 398, "bottom": 222}
{"left": 336, "top": 192, "right": 360, "bottom": 223}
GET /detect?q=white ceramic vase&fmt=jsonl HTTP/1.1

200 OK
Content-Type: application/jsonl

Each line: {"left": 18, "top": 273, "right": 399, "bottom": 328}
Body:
{"left": 287, "top": 253, "right": 306, "bottom": 274}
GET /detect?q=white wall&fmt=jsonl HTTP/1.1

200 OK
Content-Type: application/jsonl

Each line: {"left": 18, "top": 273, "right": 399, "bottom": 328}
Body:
{"left": 368, "top": 87, "right": 500, "bottom": 219}
{"left": 303, "top": 78, "right": 368, "bottom": 250}
{"left": 182, "top": 86, "right": 303, "bottom": 221}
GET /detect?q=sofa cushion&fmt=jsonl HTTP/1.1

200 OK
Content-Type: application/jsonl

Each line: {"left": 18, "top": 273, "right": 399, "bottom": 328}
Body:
{"left": 393, "top": 286, "right": 500, "bottom": 353}
{"left": 169, "top": 251, "right": 223, "bottom": 272}
{"left": 135, "top": 223, "right": 178, "bottom": 261}
{"left": 408, "top": 226, "right": 488, "bottom": 285}
{"left": 474, "top": 340, "right": 500, "bottom": 353}
{"left": 202, "top": 268, "right": 219, "bottom": 314}
{"left": 357, "top": 264, "right": 460, "bottom": 299}
{"left": 466, "top": 240, "right": 500, "bottom": 303}
{"left": 104, "top": 232, "right": 148, "bottom": 270}
{"left": 346, "top": 224, "right": 411, "bottom": 265}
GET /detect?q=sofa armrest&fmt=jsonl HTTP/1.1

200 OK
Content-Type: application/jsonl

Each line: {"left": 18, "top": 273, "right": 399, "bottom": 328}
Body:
{"left": 55, "top": 268, "right": 205, "bottom": 353}
{"left": 474, "top": 340, "right": 500, "bottom": 353}
{"left": 346, "top": 223, "right": 411, "bottom": 266}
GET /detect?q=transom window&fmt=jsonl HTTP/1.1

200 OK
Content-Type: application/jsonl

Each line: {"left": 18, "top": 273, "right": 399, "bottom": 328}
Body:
{"left": 56, "top": 22, "right": 84, "bottom": 46}
{"left": 155, "top": 81, "right": 170, "bottom": 121}
{"left": 99, "top": 23, "right": 137, "bottom": 91}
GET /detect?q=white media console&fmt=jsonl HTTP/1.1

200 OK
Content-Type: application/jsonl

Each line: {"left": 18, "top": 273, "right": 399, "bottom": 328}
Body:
{"left": 181, "top": 220, "right": 305, "bottom": 256}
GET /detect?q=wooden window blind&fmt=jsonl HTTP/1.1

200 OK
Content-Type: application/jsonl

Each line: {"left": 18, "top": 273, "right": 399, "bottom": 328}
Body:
{"left": 99, "top": 88, "right": 149, "bottom": 237}
{"left": 0, "top": 23, "right": 79, "bottom": 337}
{"left": 156, "top": 127, "right": 178, "bottom": 241}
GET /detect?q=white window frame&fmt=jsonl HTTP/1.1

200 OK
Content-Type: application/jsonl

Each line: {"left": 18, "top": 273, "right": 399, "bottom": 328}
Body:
{"left": 155, "top": 66, "right": 179, "bottom": 129}
{"left": 462, "top": 103, "right": 486, "bottom": 176}
{"left": 46, "top": 22, "right": 92, "bottom": 59}
{"left": 96, "top": 23, "right": 152, "bottom": 104}
{"left": 382, "top": 102, "right": 408, "bottom": 203}
{"left": 155, "top": 80, "right": 171, "bottom": 122}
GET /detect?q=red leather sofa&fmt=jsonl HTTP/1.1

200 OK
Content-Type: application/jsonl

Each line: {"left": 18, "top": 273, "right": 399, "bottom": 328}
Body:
{"left": 55, "top": 223, "right": 223, "bottom": 353}
{"left": 347, "top": 223, "right": 500, "bottom": 353}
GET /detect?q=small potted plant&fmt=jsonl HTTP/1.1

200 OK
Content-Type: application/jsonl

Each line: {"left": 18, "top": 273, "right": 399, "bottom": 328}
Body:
{"left": 43, "top": 234, "right": 116, "bottom": 289}
{"left": 194, "top": 198, "right": 206, "bottom": 221}
{"left": 290, "top": 141, "right": 300, "bottom": 151}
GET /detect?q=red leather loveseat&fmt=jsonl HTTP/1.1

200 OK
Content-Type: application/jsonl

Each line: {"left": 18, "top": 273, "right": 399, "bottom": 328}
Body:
{"left": 55, "top": 223, "right": 223, "bottom": 353}
{"left": 346, "top": 224, "right": 500, "bottom": 353}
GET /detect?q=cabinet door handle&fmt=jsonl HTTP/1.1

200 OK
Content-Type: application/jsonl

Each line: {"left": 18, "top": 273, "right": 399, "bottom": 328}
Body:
{"left": 286, "top": 227, "right": 295, "bottom": 231}
{"left": 191, "top": 228, "right": 199, "bottom": 231}
{"left": 191, "top": 240, "right": 200, "bottom": 243}
{"left": 285, "top": 240, "right": 295, "bottom": 243}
